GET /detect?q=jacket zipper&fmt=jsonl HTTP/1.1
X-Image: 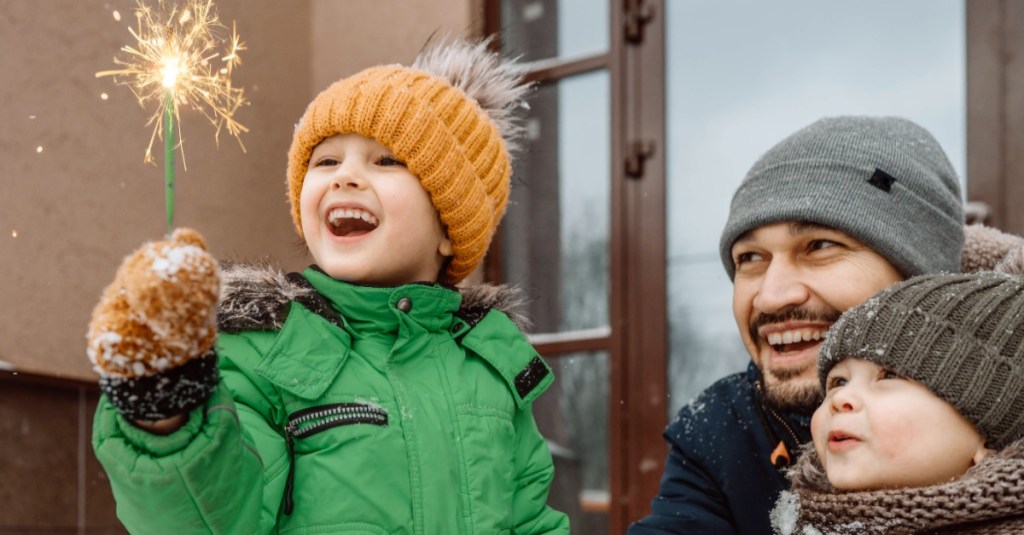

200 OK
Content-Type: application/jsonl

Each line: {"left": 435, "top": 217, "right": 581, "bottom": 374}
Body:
{"left": 754, "top": 381, "right": 802, "bottom": 467}
{"left": 281, "top": 402, "right": 388, "bottom": 515}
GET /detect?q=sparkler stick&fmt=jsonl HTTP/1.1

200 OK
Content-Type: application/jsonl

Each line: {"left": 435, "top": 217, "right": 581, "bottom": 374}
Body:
{"left": 164, "top": 91, "right": 174, "bottom": 232}
{"left": 96, "top": 0, "right": 247, "bottom": 236}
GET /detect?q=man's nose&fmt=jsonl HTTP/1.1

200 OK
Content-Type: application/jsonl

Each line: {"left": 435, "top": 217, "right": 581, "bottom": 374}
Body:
{"left": 752, "top": 259, "right": 810, "bottom": 314}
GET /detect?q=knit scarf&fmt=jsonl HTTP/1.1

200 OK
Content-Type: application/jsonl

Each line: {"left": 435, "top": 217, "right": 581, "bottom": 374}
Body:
{"left": 771, "top": 439, "right": 1024, "bottom": 534}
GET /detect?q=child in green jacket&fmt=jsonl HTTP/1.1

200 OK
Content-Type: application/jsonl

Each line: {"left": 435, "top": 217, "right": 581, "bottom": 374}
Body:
{"left": 87, "top": 36, "right": 569, "bottom": 534}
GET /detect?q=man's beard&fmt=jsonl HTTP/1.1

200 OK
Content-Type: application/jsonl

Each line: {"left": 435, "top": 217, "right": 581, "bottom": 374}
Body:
{"left": 760, "top": 368, "right": 821, "bottom": 413}
{"left": 750, "top": 306, "right": 838, "bottom": 413}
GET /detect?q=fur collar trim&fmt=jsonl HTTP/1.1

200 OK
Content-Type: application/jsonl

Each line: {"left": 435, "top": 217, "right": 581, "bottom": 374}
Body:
{"left": 216, "top": 263, "right": 529, "bottom": 333}
{"left": 963, "top": 224, "right": 1024, "bottom": 274}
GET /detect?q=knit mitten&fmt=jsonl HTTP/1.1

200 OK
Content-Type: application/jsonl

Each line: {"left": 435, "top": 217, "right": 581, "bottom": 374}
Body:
{"left": 86, "top": 228, "right": 221, "bottom": 421}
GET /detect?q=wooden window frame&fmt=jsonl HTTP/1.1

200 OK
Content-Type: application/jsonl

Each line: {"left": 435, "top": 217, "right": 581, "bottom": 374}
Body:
{"left": 967, "top": 0, "right": 1024, "bottom": 235}
{"left": 485, "top": 1, "right": 668, "bottom": 532}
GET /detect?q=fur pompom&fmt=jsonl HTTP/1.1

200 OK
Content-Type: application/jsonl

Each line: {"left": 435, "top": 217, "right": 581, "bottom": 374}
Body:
{"left": 412, "top": 36, "right": 531, "bottom": 153}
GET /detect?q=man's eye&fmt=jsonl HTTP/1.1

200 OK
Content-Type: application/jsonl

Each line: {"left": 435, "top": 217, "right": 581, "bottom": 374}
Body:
{"left": 377, "top": 155, "right": 406, "bottom": 167}
{"left": 734, "top": 251, "right": 761, "bottom": 265}
{"left": 808, "top": 239, "right": 840, "bottom": 251}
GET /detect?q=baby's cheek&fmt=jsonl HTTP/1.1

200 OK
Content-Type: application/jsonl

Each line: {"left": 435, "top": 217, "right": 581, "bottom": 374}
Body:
{"left": 875, "top": 417, "right": 915, "bottom": 459}
{"left": 809, "top": 406, "right": 830, "bottom": 459}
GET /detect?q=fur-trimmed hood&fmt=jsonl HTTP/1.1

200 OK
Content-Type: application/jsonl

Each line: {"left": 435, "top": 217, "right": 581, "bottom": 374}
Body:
{"left": 963, "top": 223, "right": 1024, "bottom": 274}
{"left": 216, "top": 263, "right": 530, "bottom": 334}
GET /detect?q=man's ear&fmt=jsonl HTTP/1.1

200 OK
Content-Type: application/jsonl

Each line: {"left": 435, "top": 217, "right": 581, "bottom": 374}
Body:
{"left": 973, "top": 444, "right": 994, "bottom": 465}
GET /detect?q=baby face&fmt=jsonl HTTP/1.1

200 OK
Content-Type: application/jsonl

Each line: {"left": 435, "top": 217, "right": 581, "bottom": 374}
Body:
{"left": 300, "top": 133, "right": 452, "bottom": 285}
{"left": 811, "top": 358, "right": 988, "bottom": 490}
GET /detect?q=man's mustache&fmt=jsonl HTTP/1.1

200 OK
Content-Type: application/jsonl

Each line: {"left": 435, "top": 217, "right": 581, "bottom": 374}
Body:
{"left": 749, "top": 307, "right": 842, "bottom": 342}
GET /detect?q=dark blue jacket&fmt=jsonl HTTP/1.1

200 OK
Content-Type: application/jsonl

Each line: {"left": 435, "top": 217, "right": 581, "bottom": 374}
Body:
{"left": 629, "top": 363, "right": 812, "bottom": 535}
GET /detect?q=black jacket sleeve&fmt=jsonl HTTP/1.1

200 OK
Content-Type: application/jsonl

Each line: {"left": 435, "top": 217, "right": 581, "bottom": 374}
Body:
{"left": 628, "top": 427, "right": 738, "bottom": 534}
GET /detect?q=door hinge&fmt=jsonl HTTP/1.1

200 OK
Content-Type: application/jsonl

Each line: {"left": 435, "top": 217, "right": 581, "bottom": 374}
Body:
{"left": 625, "top": 0, "right": 654, "bottom": 44}
{"left": 625, "top": 140, "right": 655, "bottom": 179}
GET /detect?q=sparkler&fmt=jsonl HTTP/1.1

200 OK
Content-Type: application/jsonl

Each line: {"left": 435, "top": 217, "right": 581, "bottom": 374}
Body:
{"left": 97, "top": 0, "right": 248, "bottom": 234}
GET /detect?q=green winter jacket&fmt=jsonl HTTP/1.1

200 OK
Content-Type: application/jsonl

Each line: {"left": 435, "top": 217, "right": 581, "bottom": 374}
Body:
{"left": 93, "top": 266, "right": 569, "bottom": 534}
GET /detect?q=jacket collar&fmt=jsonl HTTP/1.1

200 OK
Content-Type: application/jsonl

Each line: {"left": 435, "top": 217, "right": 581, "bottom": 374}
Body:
{"left": 301, "top": 267, "right": 459, "bottom": 335}
{"left": 217, "top": 262, "right": 529, "bottom": 333}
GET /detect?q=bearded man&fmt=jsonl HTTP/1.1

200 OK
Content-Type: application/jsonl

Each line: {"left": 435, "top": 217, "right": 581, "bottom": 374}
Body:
{"left": 630, "top": 116, "right": 965, "bottom": 535}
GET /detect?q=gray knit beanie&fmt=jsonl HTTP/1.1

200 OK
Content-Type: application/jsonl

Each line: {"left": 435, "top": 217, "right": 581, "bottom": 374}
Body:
{"left": 819, "top": 272, "right": 1024, "bottom": 449}
{"left": 720, "top": 116, "right": 964, "bottom": 279}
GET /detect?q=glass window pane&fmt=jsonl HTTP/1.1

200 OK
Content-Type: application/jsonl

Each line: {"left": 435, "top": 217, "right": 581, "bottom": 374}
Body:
{"left": 665, "top": 0, "right": 966, "bottom": 415}
{"left": 500, "top": 0, "right": 609, "bottom": 62}
{"left": 535, "top": 351, "right": 609, "bottom": 535}
{"left": 502, "top": 70, "right": 610, "bottom": 334}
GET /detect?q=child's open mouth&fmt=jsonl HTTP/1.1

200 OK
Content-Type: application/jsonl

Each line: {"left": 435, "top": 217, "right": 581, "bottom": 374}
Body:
{"left": 327, "top": 207, "right": 379, "bottom": 237}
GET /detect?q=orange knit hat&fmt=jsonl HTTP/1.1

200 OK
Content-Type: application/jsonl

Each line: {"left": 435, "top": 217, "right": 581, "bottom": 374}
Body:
{"left": 287, "top": 38, "right": 527, "bottom": 284}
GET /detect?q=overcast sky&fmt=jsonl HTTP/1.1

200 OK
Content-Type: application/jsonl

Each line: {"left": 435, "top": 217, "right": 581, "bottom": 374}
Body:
{"left": 666, "top": 0, "right": 965, "bottom": 258}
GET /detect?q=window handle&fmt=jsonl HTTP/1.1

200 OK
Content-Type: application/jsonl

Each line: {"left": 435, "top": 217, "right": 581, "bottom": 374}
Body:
{"left": 625, "top": 0, "right": 655, "bottom": 44}
{"left": 625, "top": 140, "right": 656, "bottom": 179}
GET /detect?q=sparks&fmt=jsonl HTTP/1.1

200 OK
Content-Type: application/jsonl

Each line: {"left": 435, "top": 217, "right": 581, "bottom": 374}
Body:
{"left": 96, "top": 0, "right": 248, "bottom": 165}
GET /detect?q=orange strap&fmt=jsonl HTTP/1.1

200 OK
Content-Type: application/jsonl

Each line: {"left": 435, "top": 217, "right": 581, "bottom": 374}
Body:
{"left": 770, "top": 440, "right": 791, "bottom": 467}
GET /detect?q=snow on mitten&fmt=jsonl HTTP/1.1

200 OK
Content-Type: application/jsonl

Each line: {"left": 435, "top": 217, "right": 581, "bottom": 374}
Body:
{"left": 86, "top": 228, "right": 220, "bottom": 421}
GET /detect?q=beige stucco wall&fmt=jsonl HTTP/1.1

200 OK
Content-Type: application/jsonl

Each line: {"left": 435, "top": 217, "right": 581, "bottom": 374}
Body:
{"left": 310, "top": 0, "right": 480, "bottom": 92}
{"left": 0, "top": 0, "right": 475, "bottom": 381}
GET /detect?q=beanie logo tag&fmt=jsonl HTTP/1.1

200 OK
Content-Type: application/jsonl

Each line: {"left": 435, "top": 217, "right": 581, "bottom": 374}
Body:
{"left": 868, "top": 168, "right": 897, "bottom": 192}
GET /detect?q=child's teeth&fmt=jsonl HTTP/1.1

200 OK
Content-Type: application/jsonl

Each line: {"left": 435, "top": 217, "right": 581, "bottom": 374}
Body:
{"left": 328, "top": 208, "right": 378, "bottom": 227}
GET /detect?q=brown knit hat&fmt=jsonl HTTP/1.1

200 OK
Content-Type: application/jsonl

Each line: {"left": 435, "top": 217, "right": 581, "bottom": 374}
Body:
{"left": 819, "top": 272, "right": 1024, "bottom": 449}
{"left": 287, "top": 38, "right": 528, "bottom": 284}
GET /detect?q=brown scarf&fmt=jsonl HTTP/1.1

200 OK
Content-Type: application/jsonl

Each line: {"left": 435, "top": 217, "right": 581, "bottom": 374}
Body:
{"left": 772, "top": 439, "right": 1024, "bottom": 534}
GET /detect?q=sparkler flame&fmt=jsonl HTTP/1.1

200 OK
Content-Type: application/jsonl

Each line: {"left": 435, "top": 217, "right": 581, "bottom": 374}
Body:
{"left": 161, "top": 57, "right": 181, "bottom": 89}
{"left": 96, "top": 0, "right": 248, "bottom": 164}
